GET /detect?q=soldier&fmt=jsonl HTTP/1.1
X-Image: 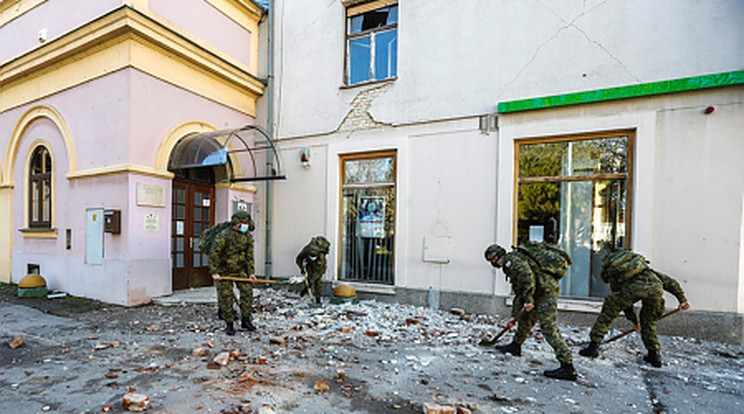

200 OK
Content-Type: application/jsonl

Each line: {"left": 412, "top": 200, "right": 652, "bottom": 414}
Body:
{"left": 209, "top": 210, "right": 256, "bottom": 336}
{"left": 579, "top": 250, "right": 690, "bottom": 367}
{"left": 484, "top": 243, "right": 578, "bottom": 381}
{"left": 296, "top": 236, "right": 330, "bottom": 305}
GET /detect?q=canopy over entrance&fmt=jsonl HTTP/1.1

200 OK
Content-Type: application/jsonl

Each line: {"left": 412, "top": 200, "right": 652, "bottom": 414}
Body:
{"left": 168, "top": 125, "right": 285, "bottom": 182}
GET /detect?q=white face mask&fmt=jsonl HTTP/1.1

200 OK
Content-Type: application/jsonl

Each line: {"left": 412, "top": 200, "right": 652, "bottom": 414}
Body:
{"left": 239, "top": 224, "right": 250, "bottom": 233}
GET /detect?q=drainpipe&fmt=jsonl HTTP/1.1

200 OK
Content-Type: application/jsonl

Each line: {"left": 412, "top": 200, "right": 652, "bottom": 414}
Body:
{"left": 264, "top": 0, "right": 275, "bottom": 277}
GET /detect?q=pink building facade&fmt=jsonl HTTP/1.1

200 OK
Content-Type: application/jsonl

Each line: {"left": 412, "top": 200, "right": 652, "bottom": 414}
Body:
{"left": 0, "top": 0, "right": 267, "bottom": 305}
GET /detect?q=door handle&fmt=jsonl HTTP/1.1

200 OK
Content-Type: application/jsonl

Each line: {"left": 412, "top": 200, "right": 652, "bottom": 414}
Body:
{"left": 190, "top": 237, "right": 193, "bottom": 249}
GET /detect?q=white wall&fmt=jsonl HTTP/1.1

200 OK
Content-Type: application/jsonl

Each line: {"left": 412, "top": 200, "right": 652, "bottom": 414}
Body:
{"left": 271, "top": 0, "right": 744, "bottom": 138}
{"left": 261, "top": 0, "right": 744, "bottom": 314}
{"left": 497, "top": 88, "right": 744, "bottom": 313}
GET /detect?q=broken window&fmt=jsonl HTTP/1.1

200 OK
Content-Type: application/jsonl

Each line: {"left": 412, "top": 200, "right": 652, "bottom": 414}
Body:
{"left": 28, "top": 145, "right": 52, "bottom": 228}
{"left": 515, "top": 132, "right": 633, "bottom": 298}
{"left": 346, "top": 2, "right": 398, "bottom": 85}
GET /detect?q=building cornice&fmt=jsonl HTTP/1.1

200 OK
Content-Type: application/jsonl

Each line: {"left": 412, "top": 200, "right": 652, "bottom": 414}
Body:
{"left": 0, "top": 6, "right": 265, "bottom": 115}
{"left": 66, "top": 164, "right": 175, "bottom": 180}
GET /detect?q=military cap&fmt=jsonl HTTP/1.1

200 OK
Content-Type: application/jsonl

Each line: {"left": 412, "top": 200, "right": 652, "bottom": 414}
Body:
{"left": 484, "top": 244, "right": 506, "bottom": 262}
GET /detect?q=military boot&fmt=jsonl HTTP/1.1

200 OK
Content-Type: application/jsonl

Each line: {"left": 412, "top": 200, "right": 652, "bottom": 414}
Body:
{"left": 544, "top": 362, "right": 578, "bottom": 381}
{"left": 579, "top": 341, "right": 600, "bottom": 358}
{"left": 643, "top": 350, "right": 662, "bottom": 368}
{"left": 225, "top": 322, "right": 235, "bottom": 336}
{"left": 494, "top": 342, "right": 522, "bottom": 356}
{"left": 241, "top": 316, "right": 257, "bottom": 332}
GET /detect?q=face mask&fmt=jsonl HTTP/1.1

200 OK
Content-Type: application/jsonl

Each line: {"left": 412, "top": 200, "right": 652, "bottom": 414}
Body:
{"left": 239, "top": 224, "right": 250, "bottom": 233}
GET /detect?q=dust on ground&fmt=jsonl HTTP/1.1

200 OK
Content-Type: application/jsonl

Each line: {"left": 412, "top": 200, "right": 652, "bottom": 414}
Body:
{"left": 1, "top": 282, "right": 743, "bottom": 414}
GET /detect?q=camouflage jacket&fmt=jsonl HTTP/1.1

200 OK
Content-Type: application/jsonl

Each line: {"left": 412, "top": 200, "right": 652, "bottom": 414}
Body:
{"left": 208, "top": 226, "right": 254, "bottom": 277}
{"left": 610, "top": 268, "right": 688, "bottom": 324}
{"left": 296, "top": 245, "right": 327, "bottom": 276}
{"left": 502, "top": 251, "right": 561, "bottom": 317}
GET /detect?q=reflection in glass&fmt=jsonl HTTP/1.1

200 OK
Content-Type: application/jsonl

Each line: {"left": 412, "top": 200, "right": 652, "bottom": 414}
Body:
{"left": 344, "top": 157, "right": 394, "bottom": 184}
{"left": 349, "top": 37, "right": 371, "bottom": 84}
{"left": 375, "top": 30, "right": 397, "bottom": 80}
{"left": 519, "top": 136, "right": 628, "bottom": 178}
{"left": 340, "top": 187, "right": 395, "bottom": 284}
{"left": 340, "top": 154, "right": 396, "bottom": 285}
{"left": 517, "top": 179, "right": 626, "bottom": 298}
{"left": 517, "top": 135, "right": 629, "bottom": 299}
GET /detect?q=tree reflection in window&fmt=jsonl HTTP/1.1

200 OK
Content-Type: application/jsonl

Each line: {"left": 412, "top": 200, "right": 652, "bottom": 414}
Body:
{"left": 516, "top": 134, "right": 631, "bottom": 298}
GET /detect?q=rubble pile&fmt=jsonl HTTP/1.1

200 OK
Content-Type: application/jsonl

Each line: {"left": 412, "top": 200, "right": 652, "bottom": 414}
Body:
{"left": 2, "top": 284, "right": 743, "bottom": 413}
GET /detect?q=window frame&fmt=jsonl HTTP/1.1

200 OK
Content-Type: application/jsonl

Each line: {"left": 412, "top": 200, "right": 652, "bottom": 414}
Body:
{"left": 27, "top": 144, "right": 53, "bottom": 229}
{"left": 344, "top": 2, "right": 398, "bottom": 86}
{"left": 513, "top": 130, "right": 635, "bottom": 297}
{"left": 338, "top": 149, "right": 397, "bottom": 284}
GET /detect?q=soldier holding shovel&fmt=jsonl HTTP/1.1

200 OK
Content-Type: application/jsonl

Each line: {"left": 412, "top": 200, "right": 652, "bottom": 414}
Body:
{"left": 579, "top": 250, "right": 690, "bottom": 367}
{"left": 484, "top": 243, "right": 578, "bottom": 381}
{"left": 209, "top": 211, "right": 257, "bottom": 335}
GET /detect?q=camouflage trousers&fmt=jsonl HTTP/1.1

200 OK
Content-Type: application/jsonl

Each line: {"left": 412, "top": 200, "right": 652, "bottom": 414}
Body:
{"left": 589, "top": 278, "right": 664, "bottom": 352}
{"left": 307, "top": 271, "right": 323, "bottom": 298}
{"left": 513, "top": 296, "right": 573, "bottom": 364}
{"left": 217, "top": 278, "right": 253, "bottom": 324}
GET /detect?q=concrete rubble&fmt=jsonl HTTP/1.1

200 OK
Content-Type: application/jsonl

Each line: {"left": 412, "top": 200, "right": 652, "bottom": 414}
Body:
{"left": 1, "top": 286, "right": 743, "bottom": 413}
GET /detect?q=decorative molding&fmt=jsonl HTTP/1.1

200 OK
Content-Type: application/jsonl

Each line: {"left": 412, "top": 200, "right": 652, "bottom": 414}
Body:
{"left": 66, "top": 164, "right": 175, "bottom": 180}
{"left": 156, "top": 121, "right": 217, "bottom": 171}
{"left": 4, "top": 105, "right": 77, "bottom": 185}
{"left": 498, "top": 71, "right": 744, "bottom": 114}
{"left": 215, "top": 182, "right": 258, "bottom": 193}
{"left": 0, "top": 6, "right": 265, "bottom": 115}
{"left": 19, "top": 227, "right": 58, "bottom": 239}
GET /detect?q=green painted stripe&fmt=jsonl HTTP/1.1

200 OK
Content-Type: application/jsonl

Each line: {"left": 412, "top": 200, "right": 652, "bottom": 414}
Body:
{"left": 497, "top": 71, "right": 744, "bottom": 114}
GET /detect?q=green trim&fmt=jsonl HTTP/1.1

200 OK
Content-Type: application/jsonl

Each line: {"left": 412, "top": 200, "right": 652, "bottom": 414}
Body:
{"left": 498, "top": 71, "right": 744, "bottom": 114}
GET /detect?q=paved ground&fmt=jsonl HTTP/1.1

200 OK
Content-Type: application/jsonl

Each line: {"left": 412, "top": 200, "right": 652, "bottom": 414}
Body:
{"left": 1, "top": 283, "right": 743, "bottom": 414}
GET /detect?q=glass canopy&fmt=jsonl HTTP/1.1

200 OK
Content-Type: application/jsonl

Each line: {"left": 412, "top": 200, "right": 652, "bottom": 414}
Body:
{"left": 168, "top": 125, "right": 285, "bottom": 182}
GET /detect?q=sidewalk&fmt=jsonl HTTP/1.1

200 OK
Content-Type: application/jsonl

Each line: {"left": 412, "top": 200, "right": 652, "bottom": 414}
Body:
{"left": 152, "top": 286, "right": 217, "bottom": 306}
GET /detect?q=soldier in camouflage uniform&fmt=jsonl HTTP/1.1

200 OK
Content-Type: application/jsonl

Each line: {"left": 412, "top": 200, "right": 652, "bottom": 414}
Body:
{"left": 485, "top": 244, "right": 578, "bottom": 381}
{"left": 579, "top": 250, "right": 690, "bottom": 367}
{"left": 296, "top": 236, "right": 330, "bottom": 305}
{"left": 209, "top": 210, "right": 256, "bottom": 336}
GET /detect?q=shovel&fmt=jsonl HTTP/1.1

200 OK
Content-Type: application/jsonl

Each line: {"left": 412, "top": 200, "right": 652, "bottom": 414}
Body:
{"left": 299, "top": 272, "right": 316, "bottom": 303}
{"left": 217, "top": 275, "right": 305, "bottom": 285}
{"left": 602, "top": 308, "right": 682, "bottom": 344}
{"left": 478, "top": 307, "right": 528, "bottom": 347}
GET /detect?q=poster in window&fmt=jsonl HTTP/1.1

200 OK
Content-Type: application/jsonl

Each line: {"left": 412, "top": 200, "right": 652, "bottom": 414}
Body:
{"left": 359, "top": 196, "right": 384, "bottom": 238}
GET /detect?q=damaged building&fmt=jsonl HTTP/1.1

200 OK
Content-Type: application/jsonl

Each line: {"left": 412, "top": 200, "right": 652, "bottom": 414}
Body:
{"left": 1, "top": 0, "right": 744, "bottom": 344}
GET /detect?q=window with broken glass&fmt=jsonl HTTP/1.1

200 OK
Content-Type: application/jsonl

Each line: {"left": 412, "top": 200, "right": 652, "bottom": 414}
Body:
{"left": 28, "top": 145, "right": 52, "bottom": 228}
{"left": 339, "top": 151, "right": 396, "bottom": 284}
{"left": 346, "top": 2, "right": 398, "bottom": 85}
{"left": 515, "top": 132, "right": 633, "bottom": 299}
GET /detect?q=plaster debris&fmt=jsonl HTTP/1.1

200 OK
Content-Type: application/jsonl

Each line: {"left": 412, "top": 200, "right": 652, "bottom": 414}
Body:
{"left": 8, "top": 335, "right": 23, "bottom": 349}
{"left": 122, "top": 393, "right": 149, "bottom": 411}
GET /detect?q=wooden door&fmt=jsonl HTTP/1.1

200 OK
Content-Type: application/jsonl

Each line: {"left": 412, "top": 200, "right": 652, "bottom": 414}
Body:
{"left": 172, "top": 180, "right": 215, "bottom": 290}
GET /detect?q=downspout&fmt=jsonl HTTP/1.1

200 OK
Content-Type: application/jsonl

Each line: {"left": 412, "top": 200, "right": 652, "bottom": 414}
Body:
{"left": 264, "top": 0, "right": 275, "bottom": 277}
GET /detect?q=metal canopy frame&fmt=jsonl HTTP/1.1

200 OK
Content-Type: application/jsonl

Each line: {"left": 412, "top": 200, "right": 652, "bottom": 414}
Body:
{"left": 168, "top": 125, "right": 285, "bottom": 182}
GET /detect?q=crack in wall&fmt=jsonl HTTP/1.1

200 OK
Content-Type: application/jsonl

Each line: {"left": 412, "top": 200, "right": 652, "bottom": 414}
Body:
{"left": 499, "top": 0, "right": 638, "bottom": 101}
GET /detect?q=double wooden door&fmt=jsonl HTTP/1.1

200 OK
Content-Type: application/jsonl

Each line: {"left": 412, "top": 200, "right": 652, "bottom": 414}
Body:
{"left": 171, "top": 180, "right": 215, "bottom": 290}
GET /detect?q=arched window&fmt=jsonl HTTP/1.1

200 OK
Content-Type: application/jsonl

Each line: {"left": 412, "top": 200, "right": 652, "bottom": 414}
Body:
{"left": 29, "top": 146, "right": 52, "bottom": 228}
